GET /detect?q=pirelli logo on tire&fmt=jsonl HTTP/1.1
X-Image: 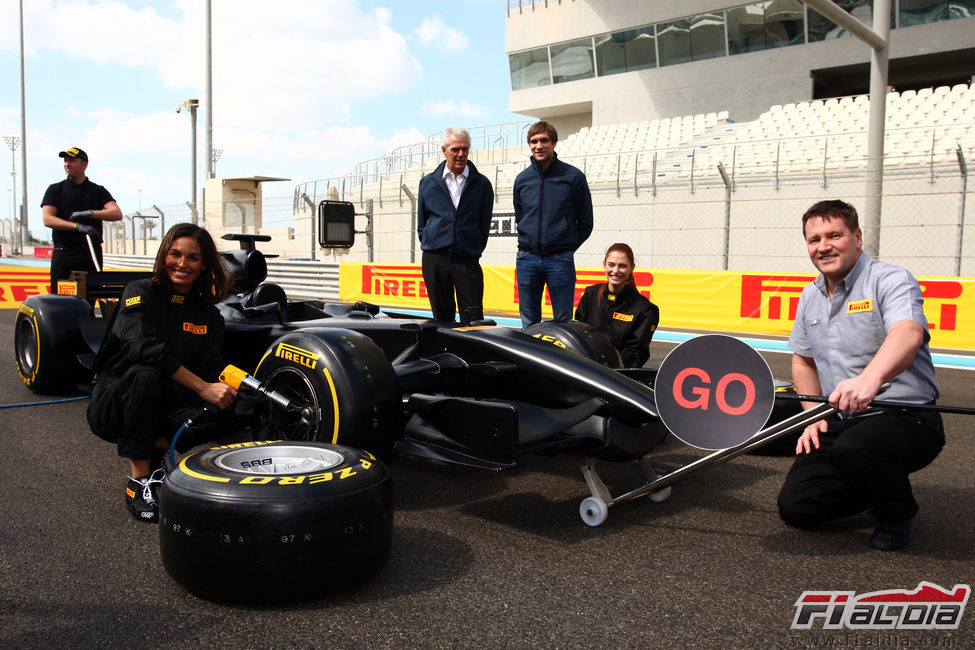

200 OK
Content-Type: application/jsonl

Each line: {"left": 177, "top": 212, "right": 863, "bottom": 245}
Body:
{"left": 273, "top": 342, "right": 319, "bottom": 369}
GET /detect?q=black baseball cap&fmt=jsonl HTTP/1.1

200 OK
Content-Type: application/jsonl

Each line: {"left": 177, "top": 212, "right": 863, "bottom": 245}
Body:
{"left": 58, "top": 147, "right": 88, "bottom": 162}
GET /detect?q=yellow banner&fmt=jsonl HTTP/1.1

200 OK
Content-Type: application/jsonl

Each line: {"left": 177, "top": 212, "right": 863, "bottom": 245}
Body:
{"left": 0, "top": 267, "right": 50, "bottom": 308}
{"left": 340, "top": 263, "right": 975, "bottom": 351}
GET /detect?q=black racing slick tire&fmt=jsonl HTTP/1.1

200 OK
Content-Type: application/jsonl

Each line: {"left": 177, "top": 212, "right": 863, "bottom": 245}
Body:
{"left": 526, "top": 320, "right": 623, "bottom": 369}
{"left": 252, "top": 328, "right": 400, "bottom": 457}
{"left": 14, "top": 295, "right": 92, "bottom": 394}
{"left": 159, "top": 441, "right": 393, "bottom": 604}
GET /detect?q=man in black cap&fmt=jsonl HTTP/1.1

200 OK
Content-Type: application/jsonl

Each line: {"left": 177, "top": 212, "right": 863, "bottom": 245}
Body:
{"left": 41, "top": 147, "right": 123, "bottom": 291}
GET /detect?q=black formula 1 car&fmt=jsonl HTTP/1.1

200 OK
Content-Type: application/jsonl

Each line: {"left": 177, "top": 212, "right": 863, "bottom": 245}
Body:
{"left": 15, "top": 233, "right": 676, "bottom": 465}
{"left": 14, "top": 233, "right": 801, "bottom": 511}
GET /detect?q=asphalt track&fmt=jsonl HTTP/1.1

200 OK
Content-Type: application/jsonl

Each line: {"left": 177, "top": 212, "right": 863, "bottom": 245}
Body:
{"left": 1, "top": 315, "right": 973, "bottom": 649}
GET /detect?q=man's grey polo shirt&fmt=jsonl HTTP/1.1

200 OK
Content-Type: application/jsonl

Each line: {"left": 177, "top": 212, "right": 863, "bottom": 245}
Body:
{"left": 788, "top": 252, "right": 939, "bottom": 403}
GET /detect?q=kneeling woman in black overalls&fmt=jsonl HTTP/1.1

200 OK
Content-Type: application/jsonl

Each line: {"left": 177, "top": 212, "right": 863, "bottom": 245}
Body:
{"left": 575, "top": 243, "right": 659, "bottom": 368}
{"left": 87, "top": 223, "right": 238, "bottom": 522}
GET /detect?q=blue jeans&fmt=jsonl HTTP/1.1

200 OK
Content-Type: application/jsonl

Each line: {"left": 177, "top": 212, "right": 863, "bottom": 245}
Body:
{"left": 515, "top": 250, "right": 577, "bottom": 329}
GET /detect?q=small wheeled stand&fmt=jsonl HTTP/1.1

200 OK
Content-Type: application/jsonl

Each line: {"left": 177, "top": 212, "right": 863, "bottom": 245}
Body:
{"left": 577, "top": 402, "right": 835, "bottom": 526}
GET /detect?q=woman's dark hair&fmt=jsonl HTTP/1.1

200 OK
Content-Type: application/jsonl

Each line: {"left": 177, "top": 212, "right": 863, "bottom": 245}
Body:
{"left": 152, "top": 223, "right": 230, "bottom": 304}
{"left": 598, "top": 242, "right": 638, "bottom": 305}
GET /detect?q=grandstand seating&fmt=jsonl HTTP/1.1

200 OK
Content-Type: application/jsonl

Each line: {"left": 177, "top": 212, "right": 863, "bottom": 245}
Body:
{"left": 474, "top": 83, "right": 975, "bottom": 189}
{"left": 297, "top": 83, "right": 975, "bottom": 202}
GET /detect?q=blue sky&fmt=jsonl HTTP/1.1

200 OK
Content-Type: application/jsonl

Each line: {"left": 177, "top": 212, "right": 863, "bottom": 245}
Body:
{"left": 0, "top": 0, "right": 522, "bottom": 239}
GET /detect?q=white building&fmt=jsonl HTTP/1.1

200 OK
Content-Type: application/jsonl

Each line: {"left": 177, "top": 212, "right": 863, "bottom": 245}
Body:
{"left": 506, "top": 1, "right": 975, "bottom": 135}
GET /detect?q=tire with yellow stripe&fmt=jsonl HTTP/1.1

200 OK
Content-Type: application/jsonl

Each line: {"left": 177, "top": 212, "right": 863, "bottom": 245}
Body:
{"left": 159, "top": 440, "right": 393, "bottom": 604}
{"left": 14, "top": 295, "right": 91, "bottom": 394}
{"left": 251, "top": 328, "right": 400, "bottom": 457}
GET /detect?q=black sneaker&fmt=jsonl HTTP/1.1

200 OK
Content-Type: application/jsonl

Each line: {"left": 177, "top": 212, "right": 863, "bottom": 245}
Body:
{"left": 871, "top": 518, "right": 912, "bottom": 551}
{"left": 125, "top": 468, "right": 165, "bottom": 523}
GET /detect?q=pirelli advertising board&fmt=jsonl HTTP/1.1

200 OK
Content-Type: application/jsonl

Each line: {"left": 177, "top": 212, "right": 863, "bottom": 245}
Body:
{"left": 3, "top": 264, "right": 970, "bottom": 350}
{"left": 340, "top": 263, "right": 975, "bottom": 351}
{"left": 0, "top": 268, "right": 50, "bottom": 306}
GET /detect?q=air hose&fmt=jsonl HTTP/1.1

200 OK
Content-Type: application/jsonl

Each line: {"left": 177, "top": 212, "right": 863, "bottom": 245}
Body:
{"left": 0, "top": 396, "right": 89, "bottom": 409}
{"left": 167, "top": 365, "right": 292, "bottom": 469}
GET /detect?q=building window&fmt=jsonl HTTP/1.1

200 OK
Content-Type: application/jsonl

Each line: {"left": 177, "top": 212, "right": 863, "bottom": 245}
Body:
{"left": 728, "top": 3, "right": 768, "bottom": 53}
{"left": 765, "top": 0, "right": 805, "bottom": 48}
{"left": 690, "top": 12, "right": 727, "bottom": 61}
{"left": 509, "top": 0, "right": 970, "bottom": 92}
{"left": 808, "top": 0, "right": 870, "bottom": 40}
{"left": 595, "top": 26, "right": 656, "bottom": 77}
{"left": 509, "top": 47, "right": 551, "bottom": 90}
{"left": 551, "top": 37, "right": 596, "bottom": 84}
{"left": 729, "top": 1, "right": 804, "bottom": 54}
{"left": 948, "top": 0, "right": 975, "bottom": 18}
{"left": 808, "top": 0, "right": 896, "bottom": 40}
{"left": 900, "top": 0, "right": 948, "bottom": 25}
{"left": 658, "top": 14, "right": 724, "bottom": 67}
{"left": 657, "top": 18, "right": 691, "bottom": 66}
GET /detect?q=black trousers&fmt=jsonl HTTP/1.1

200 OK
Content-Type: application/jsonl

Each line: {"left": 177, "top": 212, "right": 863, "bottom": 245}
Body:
{"left": 87, "top": 365, "right": 235, "bottom": 460}
{"left": 421, "top": 251, "right": 485, "bottom": 325}
{"left": 777, "top": 409, "right": 944, "bottom": 527}
{"left": 50, "top": 246, "right": 102, "bottom": 291}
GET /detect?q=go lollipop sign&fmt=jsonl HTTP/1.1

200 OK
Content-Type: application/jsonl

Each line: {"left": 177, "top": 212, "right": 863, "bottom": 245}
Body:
{"left": 654, "top": 335, "right": 775, "bottom": 450}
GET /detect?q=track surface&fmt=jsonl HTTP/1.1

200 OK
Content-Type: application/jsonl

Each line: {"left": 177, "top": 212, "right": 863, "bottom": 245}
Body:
{"left": 1, "top": 316, "right": 973, "bottom": 649}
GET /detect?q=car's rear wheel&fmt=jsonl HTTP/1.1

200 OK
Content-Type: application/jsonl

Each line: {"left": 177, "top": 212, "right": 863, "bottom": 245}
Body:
{"left": 14, "top": 295, "right": 92, "bottom": 394}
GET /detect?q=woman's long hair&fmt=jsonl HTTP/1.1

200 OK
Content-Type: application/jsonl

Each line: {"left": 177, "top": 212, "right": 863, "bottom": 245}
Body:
{"left": 152, "top": 223, "right": 230, "bottom": 304}
{"left": 597, "top": 243, "right": 639, "bottom": 305}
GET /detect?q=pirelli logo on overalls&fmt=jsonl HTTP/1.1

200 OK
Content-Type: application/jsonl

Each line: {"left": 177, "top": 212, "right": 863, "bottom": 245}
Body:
{"left": 612, "top": 312, "right": 634, "bottom": 322}
{"left": 183, "top": 322, "right": 207, "bottom": 335}
{"left": 847, "top": 299, "right": 873, "bottom": 313}
{"left": 274, "top": 342, "right": 319, "bottom": 369}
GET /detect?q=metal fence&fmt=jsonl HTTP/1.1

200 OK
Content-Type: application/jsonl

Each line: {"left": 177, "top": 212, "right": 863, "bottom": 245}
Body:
{"left": 103, "top": 253, "right": 341, "bottom": 302}
{"left": 101, "top": 129, "right": 975, "bottom": 283}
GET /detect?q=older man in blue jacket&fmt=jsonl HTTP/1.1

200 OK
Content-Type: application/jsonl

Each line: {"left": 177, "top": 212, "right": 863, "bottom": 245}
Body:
{"left": 417, "top": 128, "right": 495, "bottom": 324}
{"left": 513, "top": 121, "right": 593, "bottom": 329}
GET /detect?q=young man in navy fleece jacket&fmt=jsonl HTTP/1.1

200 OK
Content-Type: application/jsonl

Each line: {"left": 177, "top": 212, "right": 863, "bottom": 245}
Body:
{"left": 512, "top": 121, "right": 593, "bottom": 329}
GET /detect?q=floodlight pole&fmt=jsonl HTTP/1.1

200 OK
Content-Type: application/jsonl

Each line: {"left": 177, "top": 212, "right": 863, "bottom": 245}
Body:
{"left": 802, "top": 0, "right": 889, "bottom": 258}
{"left": 17, "top": 0, "right": 28, "bottom": 253}
{"left": 3, "top": 136, "right": 19, "bottom": 252}
{"left": 206, "top": 0, "right": 214, "bottom": 180}
{"left": 178, "top": 99, "right": 199, "bottom": 223}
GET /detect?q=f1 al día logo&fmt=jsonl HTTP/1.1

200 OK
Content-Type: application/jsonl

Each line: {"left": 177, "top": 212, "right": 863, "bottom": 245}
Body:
{"left": 792, "top": 582, "right": 970, "bottom": 630}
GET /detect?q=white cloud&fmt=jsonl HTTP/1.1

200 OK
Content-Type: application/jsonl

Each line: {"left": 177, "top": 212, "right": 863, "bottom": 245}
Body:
{"left": 380, "top": 127, "right": 427, "bottom": 152}
{"left": 87, "top": 113, "right": 188, "bottom": 157}
{"left": 421, "top": 99, "right": 489, "bottom": 118}
{"left": 413, "top": 16, "right": 469, "bottom": 53}
{"left": 15, "top": 0, "right": 424, "bottom": 133}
